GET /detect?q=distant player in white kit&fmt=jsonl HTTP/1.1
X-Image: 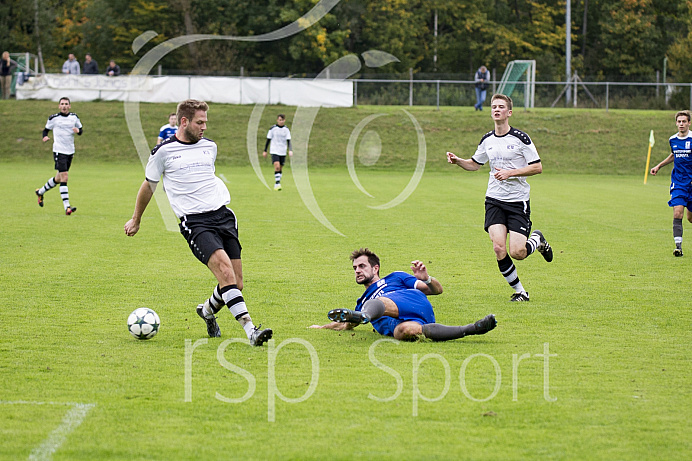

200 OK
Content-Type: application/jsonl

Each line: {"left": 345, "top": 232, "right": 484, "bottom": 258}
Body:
{"left": 35, "top": 97, "right": 82, "bottom": 215}
{"left": 124, "top": 99, "right": 273, "bottom": 345}
{"left": 262, "top": 114, "right": 293, "bottom": 190}
{"left": 446, "top": 94, "right": 553, "bottom": 302}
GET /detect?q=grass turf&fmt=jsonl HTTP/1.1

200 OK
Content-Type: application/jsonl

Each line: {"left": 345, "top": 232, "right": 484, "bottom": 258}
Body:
{"left": 1, "top": 158, "right": 691, "bottom": 459}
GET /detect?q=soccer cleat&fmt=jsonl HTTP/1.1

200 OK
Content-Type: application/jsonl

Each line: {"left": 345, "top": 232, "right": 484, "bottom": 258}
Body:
{"left": 327, "top": 308, "right": 370, "bottom": 324}
{"left": 533, "top": 230, "right": 553, "bottom": 262}
{"left": 509, "top": 292, "right": 530, "bottom": 302}
{"left": 196, "top": 304, "right": 221, "bottom": 337}
{"left": 674, "top": 248, "right": 684, "bottom": 257}
{"left": 473, "top": 314, "right": 497, "bottom": 335}
{"left": 274, "top": 183, "right": 282, "bottom": 191}
{"left": 65, "top": 206, "right": 77, "bottom": 216}
{"left": 249, "top": 325, "right": 273, "bottom": 346}
{"left": 35, "top": 189, "right": 44, "bottom": 207}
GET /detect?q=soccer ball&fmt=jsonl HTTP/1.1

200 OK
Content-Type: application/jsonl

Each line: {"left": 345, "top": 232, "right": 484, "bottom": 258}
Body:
{"left": 127, "top": 308, "right": 160, "bottom": 340}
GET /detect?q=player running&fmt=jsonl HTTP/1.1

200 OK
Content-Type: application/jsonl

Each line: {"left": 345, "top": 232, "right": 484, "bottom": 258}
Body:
{"left": 262, "top": 114, "right": 293, "bottom": 190}
{"left": 124, "top": 99, "right": 272, "bottom": 345}
{"left": 310, "top": 248, "right": 496, "bottom": 341}
{"left": 35, "top": 97, "right": 82, "bottom": 215}
{"left": 650, "top": 110, "right": 692, "bottom": 257}
{"left": 446, "top": 93, "right": 553, "bottom": 302}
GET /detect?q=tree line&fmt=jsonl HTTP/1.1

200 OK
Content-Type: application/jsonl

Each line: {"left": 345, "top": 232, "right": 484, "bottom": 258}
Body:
{"left": 1, "top": 0, "right": 691, "bottom": 82}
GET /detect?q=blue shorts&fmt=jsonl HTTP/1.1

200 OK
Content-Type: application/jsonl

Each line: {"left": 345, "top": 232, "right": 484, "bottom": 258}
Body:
{"left": 669, "top": 182, "right": 692, "bottom": 208}
{"left": 370, "top": 289, "right": 436, "bottom": 337}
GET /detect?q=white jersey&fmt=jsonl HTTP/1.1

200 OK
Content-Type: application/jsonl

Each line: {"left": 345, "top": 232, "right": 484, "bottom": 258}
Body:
{"left": 145, "top": 136, "right": 230, "bottom": 218}
{"left": 472, "top": 127, "right": 541, "bottom": 202}
{"left": 45, "top": 112, "right": 82, "bottom": 155}
{"left": 266, "top": 125, "right": 291, "bottom": 155}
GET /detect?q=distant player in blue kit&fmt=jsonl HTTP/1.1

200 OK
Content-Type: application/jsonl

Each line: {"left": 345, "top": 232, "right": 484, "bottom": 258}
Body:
{"left": 310, "top": 248, "right": 496, "bottom": 341}
{"left": 35, "top": 97, "right": 82, "bottom": 215}
{"left": 447, "top": 93, "right": 553, "bottom": 302}
{"left": 156, "top": 112, "right": 178, "bottom": 145}
{"left": 650, "top": 110, "right": 692, "bottom": 257}
{"left": 262, "top": 114, "right": 292, "bottom": 190}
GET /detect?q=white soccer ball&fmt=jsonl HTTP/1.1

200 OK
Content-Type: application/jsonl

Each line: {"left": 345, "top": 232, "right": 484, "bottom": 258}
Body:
{"left": 127, "top": 308, "right": 160, "bottom": 340}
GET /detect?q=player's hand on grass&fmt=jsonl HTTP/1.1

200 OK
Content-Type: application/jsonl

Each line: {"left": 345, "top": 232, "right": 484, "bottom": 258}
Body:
{"left": 262, "top": 151, "right": 267, "bottom": 157}
{"left": 289, "top": 150, "right": 293, "bottom": 157}
{"left": 124, "top": 219, "right": 140, "bottom": 237}
{"left": 650, "top": 166, "right": 659, "bottom": 176}
{"left": 42, "top": 136, "right": 50, "bottom": 142}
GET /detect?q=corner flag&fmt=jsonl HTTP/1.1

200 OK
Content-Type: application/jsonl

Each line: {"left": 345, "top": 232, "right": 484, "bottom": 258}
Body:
{"left": 644, "top": 130, "right": 655, "bottom": 184}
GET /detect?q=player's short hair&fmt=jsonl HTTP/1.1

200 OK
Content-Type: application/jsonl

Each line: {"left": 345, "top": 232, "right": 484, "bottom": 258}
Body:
{"left": 277, "top": 114, "right": 285, "bottom": 120}
{"left": 177, "top": 99, "right": 209, "bottom": 125}
{"left": 675, "top": 110, "right": 691, "bottom": 122}
{"left": 350, "top": 248, "right": 380, "bottom": 273}
{"left": 169, "top": 112, "right": 176, "bottom": 118}
{"left": 59, "top": 97, "right": 70, "bottom": 104}
{"left": 491, "top": 93, "right": 512, "bottom": 111}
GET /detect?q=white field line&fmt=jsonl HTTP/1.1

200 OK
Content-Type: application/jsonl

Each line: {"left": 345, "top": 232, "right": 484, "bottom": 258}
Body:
{"left": 0, "top": 401, "right": 96, "bottom": 461}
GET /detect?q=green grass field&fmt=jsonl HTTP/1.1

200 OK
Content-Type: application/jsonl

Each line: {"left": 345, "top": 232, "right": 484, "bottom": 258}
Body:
{"left": 1, "top": 101, "right": 691, "bottom": 460}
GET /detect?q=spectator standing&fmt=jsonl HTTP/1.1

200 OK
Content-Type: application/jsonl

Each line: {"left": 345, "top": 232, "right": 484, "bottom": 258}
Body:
{"left": 105, "top": 60, "right": 120, "bottom": 76}
{"left": 62, "top": 53, "right": 80, "bottom": 74}
{"left": 83, "top": 54, "right": 99, "bottom": 74}
{"left": 1, "top": 51, "right": 15, "bottom": 100}
{"left": 474, "top": 65, "right": 490, "bottom": 111}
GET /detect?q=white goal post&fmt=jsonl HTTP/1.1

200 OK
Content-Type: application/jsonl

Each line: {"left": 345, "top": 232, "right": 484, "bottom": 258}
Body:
{"left": 497, "top": 60, "right": 536, "bottom": 109}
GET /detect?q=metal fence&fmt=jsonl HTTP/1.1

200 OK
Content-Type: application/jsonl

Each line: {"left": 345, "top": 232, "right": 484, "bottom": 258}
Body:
{"left": 353, "top": 79, "right": 692, "bottom": 111}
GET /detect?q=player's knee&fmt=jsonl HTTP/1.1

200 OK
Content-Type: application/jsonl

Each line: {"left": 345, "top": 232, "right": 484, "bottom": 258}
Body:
{"left": 492, "top": 242, "right": 506, "bottom": 257}
{"left": 393, "top": 323, "right": 422, "bottom": 341}
{"left": 509, "top": 248, "right": 526, "bottom": 260}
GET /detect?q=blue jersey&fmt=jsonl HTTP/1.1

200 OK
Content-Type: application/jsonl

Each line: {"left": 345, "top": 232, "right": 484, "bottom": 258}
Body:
{"left": 355, "top": 272, "right": 435, "bottom": 336}
{"left": 669, "top": 133, "right": 692, "bottom": 185}
{"left": 159, "top": 124, "right": 178, "bottom": 141}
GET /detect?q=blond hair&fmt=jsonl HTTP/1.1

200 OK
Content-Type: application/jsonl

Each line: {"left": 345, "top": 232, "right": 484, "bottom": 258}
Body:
{"left": 177, "top": 99, "right": 209, "bottom": 125}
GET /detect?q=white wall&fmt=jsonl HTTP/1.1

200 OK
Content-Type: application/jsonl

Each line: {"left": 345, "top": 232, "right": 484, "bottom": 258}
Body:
{"left": 16, "top": 74, "right": 354, "bottom": 107}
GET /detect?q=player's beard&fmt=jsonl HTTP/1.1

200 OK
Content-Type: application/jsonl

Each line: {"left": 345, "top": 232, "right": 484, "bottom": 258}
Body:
{"left": 184, "top": 126, "right": 202, "bottom": 143}
{"left": 356, "top": 274, "right": 375, "bottom": 286}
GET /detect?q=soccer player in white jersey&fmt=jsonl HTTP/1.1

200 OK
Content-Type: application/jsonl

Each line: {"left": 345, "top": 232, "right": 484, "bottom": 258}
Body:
{"left": 446, "top": 94, "right": 553, "bottom": 302}
{"left": 35, "top": 97, "right": 82, "bottom": 215}
{"left": 650, "top": 110, "right": 692, "bottom": 257}
{"left": 262, "top": 114, "right": 293, "bottom": 190}
{"left": 124, "top": 99, "right": 273, "bottom": 345}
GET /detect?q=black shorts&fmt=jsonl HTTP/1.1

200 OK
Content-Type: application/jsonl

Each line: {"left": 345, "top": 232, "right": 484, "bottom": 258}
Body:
{"left": 484, "top": 197, "right": 532, "bottom": 237}
{"left": 179, "top": 207, "right": 242, "bottom": 265}
{"left": 54, "top": 153, "right": 73, "bottom": 172}
{"left": 271, "top": 154, "right": 286, "bottom": 166}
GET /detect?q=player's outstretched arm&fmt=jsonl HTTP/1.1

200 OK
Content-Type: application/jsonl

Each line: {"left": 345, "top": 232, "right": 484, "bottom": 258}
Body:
{"left": 124, "top": 180, "right": 156, "bottom": 236}
{"left": 309, "top": 321, "right": 357, "bottom": 331}
{"left": 446, "top": 151, "right": 481, "bottom": 171}
{"left": 411, "top": 260, "right": 443, "bottom": 295}
{"left": 651, "top": 153, "right": 674, "bottom": 176}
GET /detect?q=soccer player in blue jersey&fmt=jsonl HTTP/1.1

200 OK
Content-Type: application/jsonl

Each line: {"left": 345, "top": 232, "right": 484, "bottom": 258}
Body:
{"left": 262, "top": 114, "right": 292, "bottom": 190}
{"left": 156, "top": 113, "right": 178, "bottom": 145}
{"left": 310, "top": 248, "right": 496, "bottom": 341}
{"left": 446, "top": 93, "right": 553, "bottom": 302}
{"left": 650, "top": 110, "right": 692, "bottom": 257}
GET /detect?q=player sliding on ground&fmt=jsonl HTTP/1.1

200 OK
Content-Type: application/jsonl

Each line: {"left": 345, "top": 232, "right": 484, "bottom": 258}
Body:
{"left": 446, "top": 93, "right": 553, "bottom": 302}
{"left": 310, "top": 248, "right": 496, "bottom": 341}
{"left": 124, "top": 99, "right": 272, "bottom": 346}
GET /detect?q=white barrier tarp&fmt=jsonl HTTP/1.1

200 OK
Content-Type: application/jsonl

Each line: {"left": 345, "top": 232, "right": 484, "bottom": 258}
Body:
{"left": 16, "top": 74, "right": 353, "bottom": 107}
